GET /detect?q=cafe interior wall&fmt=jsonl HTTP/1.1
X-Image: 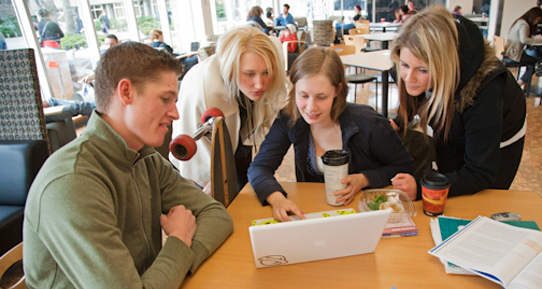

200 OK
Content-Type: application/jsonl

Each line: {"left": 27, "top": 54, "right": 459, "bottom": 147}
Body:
{"left": 447, "top": 0, "right": 474, "bottom": 14}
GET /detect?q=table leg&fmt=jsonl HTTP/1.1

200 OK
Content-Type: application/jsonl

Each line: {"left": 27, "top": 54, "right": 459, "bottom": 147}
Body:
{"left": 382, "top": 41, "right": 389, "bottom": 49}
{"left": 381, "top": 70, "right": 389, "bottom": 118}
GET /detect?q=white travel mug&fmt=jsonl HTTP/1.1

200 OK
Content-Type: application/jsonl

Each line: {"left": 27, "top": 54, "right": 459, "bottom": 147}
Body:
{"left": 321, "top": 150, "right": 349, "bottom": 206}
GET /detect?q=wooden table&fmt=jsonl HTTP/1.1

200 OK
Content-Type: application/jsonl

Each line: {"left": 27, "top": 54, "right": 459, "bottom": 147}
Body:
{"left": 340, "top": 50, "right": 394, "bottom": 117}
{"left": 180, "top": 182, "right": 542, "bottom": 289}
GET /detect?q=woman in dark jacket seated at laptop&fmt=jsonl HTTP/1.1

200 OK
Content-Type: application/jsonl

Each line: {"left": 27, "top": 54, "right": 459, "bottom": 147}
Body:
{"left": 248, "top": 47, "right": 413, "bottom": 222}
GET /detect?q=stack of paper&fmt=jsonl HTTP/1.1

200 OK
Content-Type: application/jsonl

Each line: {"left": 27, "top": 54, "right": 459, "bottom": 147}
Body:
{"left": 429, "top": 216, "right": 542, "bottom": 289}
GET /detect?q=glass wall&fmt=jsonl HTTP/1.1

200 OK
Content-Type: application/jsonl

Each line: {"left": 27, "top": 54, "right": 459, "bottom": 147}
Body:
{"left": 25, "top": 0, "right": 100, "bottom": 100}
{"left": 1, "top": 0, "right": 24, "bottom": 51}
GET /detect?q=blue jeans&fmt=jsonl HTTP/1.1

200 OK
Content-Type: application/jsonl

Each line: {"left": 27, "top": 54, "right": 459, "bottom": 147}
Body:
{"left": 45, "top": 98, "right": 96, "bottom": 123}
{"left": 0, "top": 40, "right": 6, "bottom": 50}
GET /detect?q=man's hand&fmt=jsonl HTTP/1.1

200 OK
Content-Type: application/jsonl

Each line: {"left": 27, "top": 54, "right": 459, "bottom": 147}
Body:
{"left": 160, "top": 205, "right": 197, "bottom": 247}
{"left": 266, "top": 192, "right": 305, "bottom": 222}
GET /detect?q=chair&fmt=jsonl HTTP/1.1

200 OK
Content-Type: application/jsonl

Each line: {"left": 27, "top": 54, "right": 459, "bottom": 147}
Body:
{"left": 294, "top": 17, "right": 308, "bottom": 30}
{"left": 283, "top": 40, "right": 308, "bottom": 73}
{"left": 344, "top": 35, "right": 368, "bottom": 53}
{"left": 312, "top": 20, "right": 335, "bottom": 46}
{"left": 494, "top": 35, "right": 534, "bottom": 97}
{"left": 0, "top": 243, "right": 24, "bottom": 289}
{"left": 329, "top": 44, "right": 378, "bottom": 104}
{"left": 354, "top": 22, "right": 371, "bottom": 34}
{"left": 0, "top": 49, "right": 49, "bottom": 145}
{"left": 0, "top": 140, "right": 49, "bottom": 256}
{"left": 283, "top": 30, "right": 308, "bottom": 73}
{"left": 46, "top": 117, "right": 77, "bottom": 153}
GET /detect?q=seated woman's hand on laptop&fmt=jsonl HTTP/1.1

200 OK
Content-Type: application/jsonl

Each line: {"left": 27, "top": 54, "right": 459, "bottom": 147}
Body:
{"left": 266, "top": 192, "right": 305, "bottom": 222}
{"left": 335, "top": 173, "right": 369, "bottom": 206}
{"left": 392, "top": 173, "right": 417, "bottom": 200}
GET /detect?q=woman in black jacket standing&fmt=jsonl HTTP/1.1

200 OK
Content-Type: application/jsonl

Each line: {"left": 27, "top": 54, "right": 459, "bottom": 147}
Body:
{"left": 389, "top": 6, "right": 526, "bottom": 200}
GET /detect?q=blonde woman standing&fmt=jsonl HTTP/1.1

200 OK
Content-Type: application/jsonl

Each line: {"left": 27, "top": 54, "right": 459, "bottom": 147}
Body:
{"left": 389, "top": 6, "right": 526, "bottom": 200}
{"left": 170, "top": 26, "right": 287, "bottom": 194}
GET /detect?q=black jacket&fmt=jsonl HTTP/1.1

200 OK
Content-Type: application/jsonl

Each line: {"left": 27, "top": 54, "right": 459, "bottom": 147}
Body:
{"left": 396, "top": 15, "right": 526, "bottom": 198}
{"left": 38, "top": 19, "right": 64, "bottom": 43}
{"left": 249, "top": 103, "right": 413, "bottom": 205}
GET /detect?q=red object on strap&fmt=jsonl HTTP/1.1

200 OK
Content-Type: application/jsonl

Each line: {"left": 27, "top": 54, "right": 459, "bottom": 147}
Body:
{"left": 41, "top": 40, "right": 60, "bottom": 49}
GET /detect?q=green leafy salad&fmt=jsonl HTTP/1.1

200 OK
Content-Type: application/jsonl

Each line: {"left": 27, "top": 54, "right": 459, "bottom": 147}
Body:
{"left": 367, "top": 195, "right": 388, "bottom": 211}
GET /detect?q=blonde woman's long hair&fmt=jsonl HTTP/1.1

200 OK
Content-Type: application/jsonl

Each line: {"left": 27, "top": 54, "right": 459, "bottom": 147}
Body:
{"left": 390, "top": 5, "right": 460, "bottom": 140}
{"left": 216, "top": 26, "right": 287, "bottom": 142}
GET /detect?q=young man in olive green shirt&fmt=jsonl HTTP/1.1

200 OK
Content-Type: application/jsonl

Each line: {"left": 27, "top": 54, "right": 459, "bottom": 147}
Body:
{"left": 24, "top": 42, "right": 233, "bottom": 288}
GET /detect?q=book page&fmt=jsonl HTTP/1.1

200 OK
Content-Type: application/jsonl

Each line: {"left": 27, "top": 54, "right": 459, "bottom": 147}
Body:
{"left": 430, "top": 216, "right": 542, "bottom": 287}
{"left": 509, "top": 253, "right": 542, "bottom": 289}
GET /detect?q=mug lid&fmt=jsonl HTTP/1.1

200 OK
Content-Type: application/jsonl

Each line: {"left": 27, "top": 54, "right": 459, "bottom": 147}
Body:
{"left": 420, "top": 172, "right": 450, "bottom": 189}
{"left": 321, "top": 150, "right": 349, "bottom": 166}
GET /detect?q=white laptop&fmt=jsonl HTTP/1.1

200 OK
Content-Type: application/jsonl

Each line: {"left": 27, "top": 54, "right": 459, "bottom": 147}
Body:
{"left": 249, "top": 209, "right": 391, "bottom": 268}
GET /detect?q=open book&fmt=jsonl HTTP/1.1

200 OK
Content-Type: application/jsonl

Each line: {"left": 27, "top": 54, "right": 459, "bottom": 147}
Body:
{"left": 429, "top": 216, "right": 542, "bottom": 289}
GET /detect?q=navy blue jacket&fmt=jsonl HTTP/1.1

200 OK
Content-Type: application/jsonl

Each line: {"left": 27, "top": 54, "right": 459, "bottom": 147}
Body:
{"left": 248, "top": 103, "right": 414, "bottom": 205}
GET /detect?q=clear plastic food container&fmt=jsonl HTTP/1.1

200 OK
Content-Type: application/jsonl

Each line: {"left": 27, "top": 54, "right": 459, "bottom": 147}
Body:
{"left": 357, "top": 189, "right": 416, "bottom": 223}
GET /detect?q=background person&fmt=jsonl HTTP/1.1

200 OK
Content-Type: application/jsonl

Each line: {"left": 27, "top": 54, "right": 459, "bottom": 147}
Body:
{"left": 170, "top": 26, "right": 287, "bottom": 195}
{"left": 150, "top": 28, "right": 174, "bottom": 54}
{"left": 452, "top": 5, "right": 463, "bottom": 15}
{"left": 248, "top": 47, "right": 413, "bottom": 222}
{"left": 73, "top": 13, "right": 83, "bottom": 34}
{"left": 279, "top": 24, "right": 298, "bottom": 53}
{"left": 407, "top": 0, "right": 417, "bottom": 14}
{"left": 504, "top": 7, "right": 542, "bottom": 90}
{"left": 42, "top": 98, "right": 95, "bottom": 123}
{"left": 246, "top": 6, "right": 272, "bottom": 35}
{"left": 335, "top": 4, "right": 365, "bottom": 35}
{"left": 275, "top": 3, "right": 295, "bottom": 27}
{"left": 38, "top": 9, "right": 64, "bottom": 48}
{"left": 99, "top": 12, "right": 110, "bottom": 33}
{"left": 389, "top": 6, "right": 526, "bottom": 200}
{"left": 264, "top": 7, "right": 275, "bottom": 28}
{"left": 0, "top": 31, "right": 6, "bottom": 50}
{"left": 393, "top": 5, "right": 411, "bottom": 24}
{"left": 78, "top": 34, "right": 119, "bottom": 84}
{"left": 24, "top": 41, "right": 233, "bottom": 288}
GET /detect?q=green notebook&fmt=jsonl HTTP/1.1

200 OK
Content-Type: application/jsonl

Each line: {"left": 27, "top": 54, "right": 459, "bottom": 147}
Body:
{"left": 438, "top": 216, "right": 540, "bottom": 241}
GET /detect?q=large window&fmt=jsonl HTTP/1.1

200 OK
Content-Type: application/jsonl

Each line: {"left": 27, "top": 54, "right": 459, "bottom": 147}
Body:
{"left": 114, "top": 3, "right": 126, "bottom": 18}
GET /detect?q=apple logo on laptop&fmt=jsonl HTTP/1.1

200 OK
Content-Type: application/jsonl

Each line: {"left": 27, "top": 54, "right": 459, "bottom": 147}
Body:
{"left": 259, "top": 255, "right": 288, "bottom": 266}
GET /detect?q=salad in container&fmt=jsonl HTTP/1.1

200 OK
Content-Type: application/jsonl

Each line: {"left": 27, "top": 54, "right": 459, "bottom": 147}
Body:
{"left": 357, "top": 189, "right": 416, "bottom": 223}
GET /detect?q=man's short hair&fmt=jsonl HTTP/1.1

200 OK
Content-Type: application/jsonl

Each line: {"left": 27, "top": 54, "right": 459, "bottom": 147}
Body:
{"left": 283, "top": 4, "right": 290, "bottom": 9}
{"left": 94, "top": 41, "right": 182, "bottom": 113}
{"left": 105, "top": 34, "right": 118, "bottom": 43}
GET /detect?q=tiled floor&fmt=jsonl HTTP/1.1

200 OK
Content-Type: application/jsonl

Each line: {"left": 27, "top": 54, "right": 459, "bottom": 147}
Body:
{"left": 274, "top": 69, "right": 542, "bottom": 197}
